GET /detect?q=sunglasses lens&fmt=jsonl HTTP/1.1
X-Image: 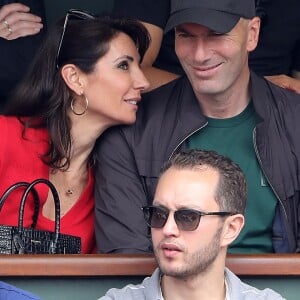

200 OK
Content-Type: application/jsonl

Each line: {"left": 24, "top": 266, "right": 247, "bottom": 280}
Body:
{"left": 175, "top": 210, "right": 201, "bottom": 231}
{"left": 143, "top": 206, "right": 168, "bottom": 228}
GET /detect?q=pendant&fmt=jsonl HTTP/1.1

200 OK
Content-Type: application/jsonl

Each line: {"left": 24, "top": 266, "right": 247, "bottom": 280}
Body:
{"left": 66, "top": 189, "right": 74, "bottom": 195}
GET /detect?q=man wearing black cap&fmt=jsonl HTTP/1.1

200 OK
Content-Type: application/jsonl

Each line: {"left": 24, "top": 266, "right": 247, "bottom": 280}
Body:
{"left": 95, "top": 0, "right": 300, "bottom": 255}
{"left": 112, "top": 0, "right": 300, "bottom": 93}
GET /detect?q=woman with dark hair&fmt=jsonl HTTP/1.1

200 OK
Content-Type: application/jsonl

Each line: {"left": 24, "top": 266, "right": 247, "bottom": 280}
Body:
{"left": 0, "top": 9, "right": 150, "bottom": 253}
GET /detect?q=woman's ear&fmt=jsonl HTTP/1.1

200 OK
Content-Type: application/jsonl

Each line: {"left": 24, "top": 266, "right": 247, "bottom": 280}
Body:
{"left": 221, "top": 214, "right": 245, "bottom": 247}
{"left": 60, "top": 64, "right": 84, "bottom": 95}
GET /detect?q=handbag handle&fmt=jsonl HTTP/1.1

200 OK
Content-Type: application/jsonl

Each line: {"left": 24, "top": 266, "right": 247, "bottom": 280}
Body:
{"left": 18, "top": 178, "right": 61, "bottom": 254}
{"left": 0, "top": 182, "right": 40, "bottom": 228}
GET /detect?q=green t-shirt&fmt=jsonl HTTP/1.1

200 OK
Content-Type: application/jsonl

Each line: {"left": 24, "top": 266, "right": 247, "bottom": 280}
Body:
{"left": 187, "top": 103, "right": 277, "bottom": 253}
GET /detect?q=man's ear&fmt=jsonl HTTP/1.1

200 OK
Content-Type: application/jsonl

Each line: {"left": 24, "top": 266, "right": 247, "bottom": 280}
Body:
{"left": 247, "top": 16, "right": 261, "bottom": 52}
{"left": 221, "top": 214, "right": 245, "bottom": 247}
{"left": 60, "top": 64, "right": 85, "bottom": 95}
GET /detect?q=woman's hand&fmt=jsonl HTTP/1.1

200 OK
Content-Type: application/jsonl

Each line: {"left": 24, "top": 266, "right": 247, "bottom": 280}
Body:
{"left": 0, "top": 3, "right": 43, "bottom": 40}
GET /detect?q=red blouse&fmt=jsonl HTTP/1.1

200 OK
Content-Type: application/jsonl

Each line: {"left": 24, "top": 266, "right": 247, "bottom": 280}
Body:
{"left": 0, "top": 116, "right": 96, "bottom": 253}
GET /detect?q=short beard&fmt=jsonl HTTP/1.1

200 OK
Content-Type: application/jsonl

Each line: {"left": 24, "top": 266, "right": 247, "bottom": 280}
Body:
{"left": 156, "top": 225, "right": 223, "bottom": 280}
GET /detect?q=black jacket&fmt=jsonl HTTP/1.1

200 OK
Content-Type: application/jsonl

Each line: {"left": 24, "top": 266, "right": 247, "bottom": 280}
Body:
{"left": 95, "top": 72, "right": 300, "bottom": 253}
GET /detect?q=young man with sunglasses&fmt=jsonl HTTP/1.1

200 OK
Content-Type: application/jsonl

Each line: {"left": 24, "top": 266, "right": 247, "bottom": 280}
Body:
{"left": 99, "top": 150, "right": 284, "bottom": 300}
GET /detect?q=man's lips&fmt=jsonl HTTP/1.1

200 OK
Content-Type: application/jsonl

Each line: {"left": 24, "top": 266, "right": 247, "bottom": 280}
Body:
{"left": 193, "top": 62, "right": 223, "bottom": 72}
{"left": 160, "top": 242, "right": 182, "bottom": 258}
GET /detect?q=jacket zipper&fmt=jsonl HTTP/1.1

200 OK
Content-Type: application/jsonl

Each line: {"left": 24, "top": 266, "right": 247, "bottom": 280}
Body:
{"left": 168, "top": 122, "right": 208, "bottom": 160}
{"left": 170, "top": 124, "right": 288, "bottom": 220}
{"left": 253, "top": 127, "right": 288, "bottom": 220}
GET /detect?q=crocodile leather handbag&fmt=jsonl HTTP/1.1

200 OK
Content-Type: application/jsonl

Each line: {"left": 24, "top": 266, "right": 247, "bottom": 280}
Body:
{"left": 0, "top": 178, "right": 81, "bottom": 254}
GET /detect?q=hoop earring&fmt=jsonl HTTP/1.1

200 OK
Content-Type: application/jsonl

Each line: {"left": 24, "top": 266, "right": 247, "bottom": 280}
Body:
{"left": 71, "top": 94, "right": 88, "bottom": 115}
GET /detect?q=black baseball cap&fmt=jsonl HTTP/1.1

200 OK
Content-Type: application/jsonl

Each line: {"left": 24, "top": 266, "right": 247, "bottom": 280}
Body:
{"left": 165, "top": 0, "right": 256, "bottom": 34}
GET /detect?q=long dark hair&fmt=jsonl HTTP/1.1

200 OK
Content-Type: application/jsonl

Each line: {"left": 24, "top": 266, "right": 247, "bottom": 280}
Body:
{"left": 5, "top": 14, "right": 150, "bottom": 170}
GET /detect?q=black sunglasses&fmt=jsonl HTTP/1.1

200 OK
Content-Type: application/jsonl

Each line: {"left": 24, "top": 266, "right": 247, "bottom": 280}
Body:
{"left": 142, "top": 205, "right": 235, "bottom": 231}
{"left": 56, "top": 9, "right": 96, "bottom": 69}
